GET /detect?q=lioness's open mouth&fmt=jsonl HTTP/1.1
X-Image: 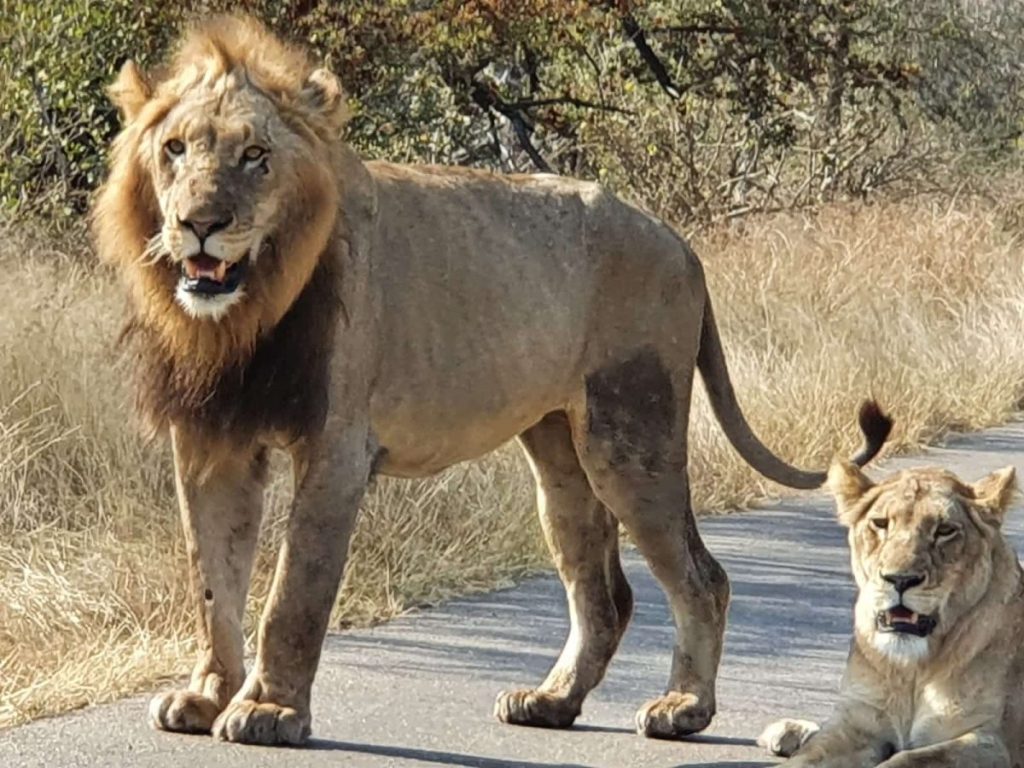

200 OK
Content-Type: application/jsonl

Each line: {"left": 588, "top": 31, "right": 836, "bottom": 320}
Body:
{"left": 180, "top": 253, "right": 248, "bottom": 295}
{"left": 876, "top": 606, "right": 937, "bottom": 637}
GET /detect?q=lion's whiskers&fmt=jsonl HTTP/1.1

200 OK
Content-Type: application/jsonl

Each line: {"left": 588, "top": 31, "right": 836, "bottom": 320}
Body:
{"left": 139, "top": 234, "right": 168, "bottom": 267}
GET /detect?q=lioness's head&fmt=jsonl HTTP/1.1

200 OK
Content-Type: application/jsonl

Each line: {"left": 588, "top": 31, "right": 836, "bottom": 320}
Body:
{"left": 829, "top": 461, "right": 1017, "bottom": 665}
{"left": 93, "top": 15, "right": 347, "bottom": 350}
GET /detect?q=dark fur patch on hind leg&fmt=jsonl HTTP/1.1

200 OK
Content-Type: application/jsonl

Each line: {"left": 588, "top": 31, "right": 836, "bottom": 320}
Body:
{"left": 585, "top": 347, "right": 676, "bottom": 472}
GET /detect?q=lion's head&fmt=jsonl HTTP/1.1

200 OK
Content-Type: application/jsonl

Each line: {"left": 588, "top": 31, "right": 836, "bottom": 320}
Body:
{"left": 93, "top": 15, "right": 348, "bottom": 368}
{"left": 828, "top": 461, "right": 1017, "bottom": 665}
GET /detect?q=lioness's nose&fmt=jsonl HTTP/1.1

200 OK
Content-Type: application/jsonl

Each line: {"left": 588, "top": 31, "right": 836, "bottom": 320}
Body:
{"left": 179, "top": 215, "right": 233, "bottom": 240}
{"left": 882, "top": 571, "right": 924, "bottom": 593}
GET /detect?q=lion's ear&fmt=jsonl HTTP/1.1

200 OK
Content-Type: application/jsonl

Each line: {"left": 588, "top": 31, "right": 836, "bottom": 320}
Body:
{"left": 108, "top": 60, "right": 152, "bottom": 123}
{"left": 828, "top": 460, "right": 874, "bottom": 526}
{"left": 971, "top": 466, "right": 1017, "bottom": 526}
{"left": 301, "top": 67, "right": 349, "bottom": 134}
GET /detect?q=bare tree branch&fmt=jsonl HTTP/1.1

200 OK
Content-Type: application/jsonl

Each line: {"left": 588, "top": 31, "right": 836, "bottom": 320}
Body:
{"left": 504, "top": 114, "right": 553, "bottom": 172}
{"left": 509, "top": 96, "right": 634, "bottom": 115}
{"left": 618, "top": 10, "right": 681, "bottom": 99}
{"left": 470, "top": 81, "right": 553, "bottom": 173}
{"left": 654, "top": 24, "right": 743, "bottom": 37}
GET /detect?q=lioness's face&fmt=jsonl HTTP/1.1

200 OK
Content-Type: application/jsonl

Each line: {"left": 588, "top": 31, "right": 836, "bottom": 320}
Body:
{"left": 150, "top": 75, "right": 297, "bottom": 319}
{"left": 828, "top": 462, "right": 1016, "bottom": 665}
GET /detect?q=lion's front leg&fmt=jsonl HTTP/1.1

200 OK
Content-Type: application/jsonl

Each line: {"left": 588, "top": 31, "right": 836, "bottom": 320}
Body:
{"left": 758, "top": 718, "right": 821, "bottom": 758}
{"left": 769, "top": 714, "right": 895, "bottom": 768}
{"left": 878, "top": 732, "right": 1010, "bottom": 768}
{"left": 150, "top": 428, "right": 267, "bottom": 735}
{"left": 212, "top": 427, "right": 370, "bottom": 746}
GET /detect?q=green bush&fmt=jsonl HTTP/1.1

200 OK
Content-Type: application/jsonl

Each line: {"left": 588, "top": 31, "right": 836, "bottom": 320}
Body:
{"left": 0, "top": 1, "right": 178, "bottom": 215}
{"left": 2, "top": 0, "right": 1021, "bottom": 222}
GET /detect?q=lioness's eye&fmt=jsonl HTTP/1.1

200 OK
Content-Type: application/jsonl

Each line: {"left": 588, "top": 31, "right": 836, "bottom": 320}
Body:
{"left": 936, "top": 523, "right": 958, "bottom": 539}
{"left": 242, "top": 145, "right": 267, "bottom": 162}
{"left": 164, "top": 138, "right": 186, "bottom": 158}
{"left": 869, "top": 517, "right": 889, "bottom": 531}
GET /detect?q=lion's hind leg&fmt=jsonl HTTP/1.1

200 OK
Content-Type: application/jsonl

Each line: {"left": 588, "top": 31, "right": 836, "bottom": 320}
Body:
{"left": 574, "top": 353, "right": 730, "bottom": 740}
{"left": 759, "top": 718, "right": 821, "bottom": 757}
{"left": 495, "top": 411, "right": 633, "bottom": 729}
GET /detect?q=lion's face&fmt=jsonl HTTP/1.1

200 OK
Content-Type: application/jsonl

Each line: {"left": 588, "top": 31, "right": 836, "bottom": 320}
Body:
{"left": 151, "top": 78, "right": 296, "bottom": 319}
{"left": 94, "top": 16, "right": 349, "bottom": 354}
{"left": 828, "top": 462, "right": 1016, "bottom": 665}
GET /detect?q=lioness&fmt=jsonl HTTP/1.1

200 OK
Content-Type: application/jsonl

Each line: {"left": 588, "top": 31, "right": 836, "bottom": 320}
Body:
{"left": 760, "top": 462, "right": 1023, "bottom": 767}
{"left": 93, "top": 16, "right": 891, "bottom": 746}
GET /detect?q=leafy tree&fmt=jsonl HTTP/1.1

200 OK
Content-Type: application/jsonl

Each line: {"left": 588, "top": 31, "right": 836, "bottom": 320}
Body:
{"left": 2, "top": 0, "right": 1021, "bottom": 222}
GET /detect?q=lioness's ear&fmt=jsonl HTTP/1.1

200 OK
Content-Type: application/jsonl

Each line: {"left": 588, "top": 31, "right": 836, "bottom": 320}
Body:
{"left": 828, "top": 460, "right": 874, "bottom": 526}
{"left": 301, "top": 67, "right": 348, "bottom": 133}
{"left": 108, "top": 60, "right": 152, "bottom": 123}
{"left": 971, "top": 466, "right": 1017, "bottom": 526}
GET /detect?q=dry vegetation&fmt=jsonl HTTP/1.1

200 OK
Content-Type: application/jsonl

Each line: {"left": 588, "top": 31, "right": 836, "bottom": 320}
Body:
{"left": 2, "top": 188, "right": 1024, "bottom": 727}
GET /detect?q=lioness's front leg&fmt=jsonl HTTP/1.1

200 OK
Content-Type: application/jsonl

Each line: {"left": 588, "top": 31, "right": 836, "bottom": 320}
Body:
{"left": 878, "top": 733, "right": 1010, "bottom": 768}
{"left": 150, "top": 428, "right": 266, "bottom": 735}
{"left": 772, "top": 716, "right": 896, "bottom": 768}
{"left": 212, "top": 425, "right": 371, "bottom": 746}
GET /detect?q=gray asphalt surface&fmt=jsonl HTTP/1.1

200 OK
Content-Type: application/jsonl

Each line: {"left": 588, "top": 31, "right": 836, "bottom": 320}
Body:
{"left": 4, "top": 422, "right": 1024, "bottom": 768}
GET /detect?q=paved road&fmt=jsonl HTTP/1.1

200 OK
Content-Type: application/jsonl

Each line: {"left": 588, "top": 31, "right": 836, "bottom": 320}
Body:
{"left": 4, "top": 422, "right": 1024, "bottom": 768}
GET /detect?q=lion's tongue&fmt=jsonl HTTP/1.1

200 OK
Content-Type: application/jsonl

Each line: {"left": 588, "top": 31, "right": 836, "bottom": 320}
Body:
{"left": 888, "top": 606, "right": 918, "bottom": 624}
{"left": 184, "top": 255, "right": 227, "bottom": 282}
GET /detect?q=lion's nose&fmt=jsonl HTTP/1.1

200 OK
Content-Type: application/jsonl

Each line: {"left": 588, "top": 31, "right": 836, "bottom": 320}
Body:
{"left": 882, "top": 571, "right": 924, "bottom": 593}
{"left": 179, "top": 215, "right": 233, "bottom": 240}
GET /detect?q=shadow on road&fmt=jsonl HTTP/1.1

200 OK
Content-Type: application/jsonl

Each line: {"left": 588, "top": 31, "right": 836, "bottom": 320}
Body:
{"left": 684, "top": 734, "right": 759, "bottom": 747}
{"left": 308, "top": 739, "right": 593, "bottom": 767}
{"left": 308, "top": 738, "right": 774, "bottom": 768}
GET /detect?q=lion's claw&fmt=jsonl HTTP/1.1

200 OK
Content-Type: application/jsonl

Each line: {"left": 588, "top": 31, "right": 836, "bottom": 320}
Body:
{"left": 149, "top": 689, "right": 222, "bottom": 734}
{"left": 212, "top": 699, "right": 310, "bottom": 746}
{"left": 494, "top": 688, "right": 579, "bottom": 728}
{"left": 635, "top": 692, "right": 714, "bottom": 739}
{"left": 758, "top": 718, "right": 820, "bottom": 757}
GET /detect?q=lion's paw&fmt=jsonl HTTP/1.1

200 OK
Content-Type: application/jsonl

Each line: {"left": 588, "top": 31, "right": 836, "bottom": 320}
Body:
{"left": 634, "top": 692, "right": 714, "bottom": 740}
{"left": 494, "top": 688, "right": 579, "bottom": 729}
{"left": 757, "top": 718, "right": 820, "bottom": 757}
{"left": 149, "top": 689, "right": 222, "bottom": 735}
{"left": 212, "top": 699, "right": 310, "bottom": 746}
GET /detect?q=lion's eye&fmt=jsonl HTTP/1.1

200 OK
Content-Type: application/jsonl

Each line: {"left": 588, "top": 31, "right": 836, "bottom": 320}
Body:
{"left": 164, "top": 138, "right": 186, "bottom": 158}
{"left": 936, "top": 523, "right": 958, "bottom": 539}
{"left": 242, "top": 145, "right": 267, "bottom": 163}
{"left": 869, "top": 517, "right": 889, "bottom": 532}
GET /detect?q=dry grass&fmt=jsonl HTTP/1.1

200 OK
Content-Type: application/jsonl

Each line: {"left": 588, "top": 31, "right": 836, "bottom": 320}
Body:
{"left": 687, "top": 192, "right": 1024, "bottom": 510}
{"left": 2, "top": 191, "right": 1023, "bottom": 727}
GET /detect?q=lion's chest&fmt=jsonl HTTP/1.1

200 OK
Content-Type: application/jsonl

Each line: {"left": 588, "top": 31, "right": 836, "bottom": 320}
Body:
{"left": 907, "top": 678, "right": 1003, "bottom": 747}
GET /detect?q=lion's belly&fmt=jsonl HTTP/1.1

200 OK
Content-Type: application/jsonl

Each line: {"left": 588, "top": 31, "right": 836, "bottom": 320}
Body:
{"left": 370, "top": 389, "right": 565, "bottom": 477}
{"left": 363, "top": 165, "right": 607, "bottom": 477}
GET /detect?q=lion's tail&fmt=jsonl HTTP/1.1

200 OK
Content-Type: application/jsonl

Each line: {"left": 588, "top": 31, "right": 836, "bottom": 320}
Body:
{"left": 695, "top": 295, "right": 892, "bottom": 490}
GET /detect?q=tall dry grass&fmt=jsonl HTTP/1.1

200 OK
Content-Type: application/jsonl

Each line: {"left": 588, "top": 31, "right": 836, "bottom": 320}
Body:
{"left": 2, "top": 191, "right": 1023, "bottom": 727}
{"left": 687, "top": 193, "right": 1024, "bottom": 509}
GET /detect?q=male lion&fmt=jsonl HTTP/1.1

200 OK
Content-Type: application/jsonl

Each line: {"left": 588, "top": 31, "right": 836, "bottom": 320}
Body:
{"left": 93, "top": 16, "right": 891, "bottom": 746}
{"left": 759, "top": 462, "right": 1023, "bottom": 767}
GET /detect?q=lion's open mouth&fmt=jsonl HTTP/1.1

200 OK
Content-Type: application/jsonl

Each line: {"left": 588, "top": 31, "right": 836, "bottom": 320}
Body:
{"left": 179, "top": 253, "right": 248, "bottom": 295}
{"left": 876, "top": 606, "right": 937, "bottom": 637}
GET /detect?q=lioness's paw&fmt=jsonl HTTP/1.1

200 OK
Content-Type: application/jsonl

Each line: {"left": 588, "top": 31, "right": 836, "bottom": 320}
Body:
{"left": 635, "top": 692, "right": 714, "bottom": 740}
{"left": 494, "top": 689, "right": 579, "bottom": 728}
{"left": 149, "top": 689, "right": 222, "bottom": 734}
{"left": 212, "top": 700, "right": 310, "bottom": 746}
{"left": 757, "top": 718, "right": 820, "bottom": 757}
